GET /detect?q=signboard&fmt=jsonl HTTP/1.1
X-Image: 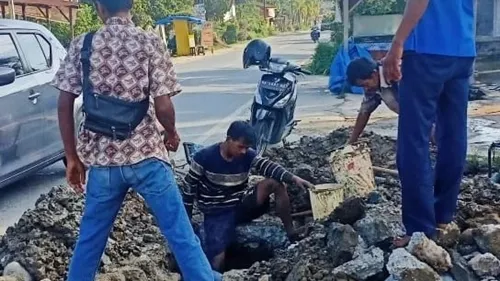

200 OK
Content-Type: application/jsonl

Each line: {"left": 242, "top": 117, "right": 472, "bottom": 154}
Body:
{"left": 201, "top": 22, "right": 214, "bottom": 47}
{"left": 189, "top": 34, "right": 196, "bottom": 48}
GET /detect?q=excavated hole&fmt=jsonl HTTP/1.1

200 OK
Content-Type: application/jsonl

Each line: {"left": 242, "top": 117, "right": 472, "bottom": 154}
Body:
{"left": 224, "top": 242, "right": 274, "bottom": 271}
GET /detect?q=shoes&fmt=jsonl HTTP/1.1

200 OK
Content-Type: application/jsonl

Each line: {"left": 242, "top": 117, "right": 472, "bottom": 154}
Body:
{"left": 393, "top": 235, "right": 411, "bottom": 248}
{"left": 393, "top": 222, "right": 460, "bottom": 249}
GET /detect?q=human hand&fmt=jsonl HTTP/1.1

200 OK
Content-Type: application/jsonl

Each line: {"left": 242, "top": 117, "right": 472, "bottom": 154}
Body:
{"left": 292, "top": 176, "right": 315, "bottom": 190}
{"left": 66, "top": 157, "right": 86, "bottom": 193}
{"left": 382, "top": 41, "right": 404, "bottom": 82}
{"left": 164, "top": 129, "right": 180, "bottom": 152}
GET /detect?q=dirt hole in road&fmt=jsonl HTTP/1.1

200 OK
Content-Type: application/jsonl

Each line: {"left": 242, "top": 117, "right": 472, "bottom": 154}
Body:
{"left": 224, "top": 242, "right": 274, "bottom": 271}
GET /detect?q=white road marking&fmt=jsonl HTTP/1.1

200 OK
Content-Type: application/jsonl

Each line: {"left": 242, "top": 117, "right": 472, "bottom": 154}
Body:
{"left": 194, "top": 98, "right": 253, "bottom": 145}
{"left": 171, "top": 97, "right": 253, "bottom": 163}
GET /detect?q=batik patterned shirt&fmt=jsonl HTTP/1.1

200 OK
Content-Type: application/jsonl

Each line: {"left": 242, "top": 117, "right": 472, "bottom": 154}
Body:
{"left": 52, "top": 17, "right": 181, "bottom": 167}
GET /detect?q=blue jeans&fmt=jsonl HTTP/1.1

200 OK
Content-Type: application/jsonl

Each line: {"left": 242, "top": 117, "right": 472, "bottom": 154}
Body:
{"left": 66, "top": 158, "right": 214, "bottom": 281}
{"left": 397, "top": 52, "right": 474, "bottom": 236}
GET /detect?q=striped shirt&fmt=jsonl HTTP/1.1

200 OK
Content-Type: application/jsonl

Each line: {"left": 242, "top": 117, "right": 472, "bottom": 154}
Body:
{"left": 182, "top": 143, "right": 294, "bottom": 216}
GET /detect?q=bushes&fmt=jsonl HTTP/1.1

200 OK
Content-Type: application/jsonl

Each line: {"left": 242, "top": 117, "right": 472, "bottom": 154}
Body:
{"left": 308, "top": 42, "right": 339, "bottom": 75}
{"left": 223, "top": 23, "right": 239, "bottom": 44}
{"left": 330, "top": 22, "right": 344, "bottom": 44}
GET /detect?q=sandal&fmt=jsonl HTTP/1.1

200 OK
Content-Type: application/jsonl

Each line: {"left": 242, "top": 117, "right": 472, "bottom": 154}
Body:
{"left": 393, "top": 235, "right": 411, "bottom": 248}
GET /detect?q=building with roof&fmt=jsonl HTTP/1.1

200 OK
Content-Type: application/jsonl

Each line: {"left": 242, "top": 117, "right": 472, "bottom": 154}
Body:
{"left": 0, "top": 0, "right": 79, "bottom": 36}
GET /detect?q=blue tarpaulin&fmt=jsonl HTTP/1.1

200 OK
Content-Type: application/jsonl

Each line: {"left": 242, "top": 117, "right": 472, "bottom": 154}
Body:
{"left": 328, "top": 39, "right": 374, "bottom": 95}
{"left": 156, "top": 15, "right": 205, "bottom": 26}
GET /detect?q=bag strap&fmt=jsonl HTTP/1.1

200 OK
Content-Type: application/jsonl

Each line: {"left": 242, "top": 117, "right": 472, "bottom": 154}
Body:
{"left": 80, "top": 31, "right": 96, "bottom": 94}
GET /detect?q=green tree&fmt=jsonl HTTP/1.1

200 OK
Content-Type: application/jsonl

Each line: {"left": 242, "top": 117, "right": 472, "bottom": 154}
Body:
{"left": 131, "top": 0, "right": 153, "bottom": 28}
{"left": 271, "top": 0, "right": 320, "bottom": 29}
{"left": 74, "top": 4, "right": 102, "bottom": 36}
{"left": 148, "top": 0, "right": 194, "bottom": 21}
{"left": 354, "top": 0, "right": 405, "bottom": 15}
{"left": 204, "top": 0, "right": 232, "bottom": 21}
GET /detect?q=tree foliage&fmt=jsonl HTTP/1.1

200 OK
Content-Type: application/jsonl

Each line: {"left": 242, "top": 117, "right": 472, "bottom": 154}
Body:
{"left": 204, "top": 0, "right": 231, "bottom": 21}
{"left": 50, "top": 0, "right": 195, "bottom": 46}
{"left": 354, "top": 0, "right": 406, "bottom": 15}
{"left": 148, "top": 0, "right": 195, "bottom": 21}
{"left": 271, "top": 0, "right": 321, "bottom": 30}
{"left": 74, "top": 4, "right": 102, "bottom": 36}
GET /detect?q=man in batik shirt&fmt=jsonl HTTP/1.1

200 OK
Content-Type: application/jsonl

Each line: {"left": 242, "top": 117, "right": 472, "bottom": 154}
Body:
{"left": 52, "top": 0, "right": 215, "bottom": 280}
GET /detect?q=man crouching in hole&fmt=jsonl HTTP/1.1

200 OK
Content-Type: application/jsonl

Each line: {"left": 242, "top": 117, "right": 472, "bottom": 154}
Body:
{"left": 182, "top": 120, "right": 314, "bottom": 272}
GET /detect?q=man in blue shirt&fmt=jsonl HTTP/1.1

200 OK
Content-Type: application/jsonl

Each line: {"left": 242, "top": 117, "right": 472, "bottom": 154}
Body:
{"left": 383, "top": 0, "right": 475, "bottom": 246}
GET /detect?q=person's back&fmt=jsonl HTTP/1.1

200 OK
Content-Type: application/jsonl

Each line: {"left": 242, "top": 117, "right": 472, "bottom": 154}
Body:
{"left": 404, "top": 0, "right": 475, "bottom": 57}
{"left": 52, "top": 1, "right": 215, "bottom": 280}
{"left": 55, "top": 17, "right": 178, "bottom": 166}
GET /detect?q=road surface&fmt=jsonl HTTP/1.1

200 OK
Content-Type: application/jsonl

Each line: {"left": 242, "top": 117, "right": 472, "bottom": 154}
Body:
{"left": 0, "top": 31, "right": 332, "bottom": 234}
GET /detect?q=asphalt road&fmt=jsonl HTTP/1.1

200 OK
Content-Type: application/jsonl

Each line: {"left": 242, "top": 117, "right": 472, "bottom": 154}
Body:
{"left": 0, "top": 31, "right": 331, "bottom": 234}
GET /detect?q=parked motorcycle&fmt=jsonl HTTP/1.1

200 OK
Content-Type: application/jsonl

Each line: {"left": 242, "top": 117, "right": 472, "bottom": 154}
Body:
{"left": 248, "top": 58, "right": 311, "bottom": 156}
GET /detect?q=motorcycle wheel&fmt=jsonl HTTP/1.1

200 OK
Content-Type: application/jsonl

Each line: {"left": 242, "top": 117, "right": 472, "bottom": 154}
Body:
{"left": 254, "top": 121, "right": 271, "bottom": 157}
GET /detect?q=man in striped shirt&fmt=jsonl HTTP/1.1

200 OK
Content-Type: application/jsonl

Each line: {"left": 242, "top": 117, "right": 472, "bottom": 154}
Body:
{"left": 182, "top": 121, "right": 314, "bottom": 271}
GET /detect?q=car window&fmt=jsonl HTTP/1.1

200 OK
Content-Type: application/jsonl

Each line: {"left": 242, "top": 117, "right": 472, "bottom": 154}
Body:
{"left": 0, "top": 34, "right": 24, "bottom": 76}
{"left": 16, "top": 33, "right": 49, "bottom": 72}
{"left": 36, "top": 34, "right": 51, "bottom": 66}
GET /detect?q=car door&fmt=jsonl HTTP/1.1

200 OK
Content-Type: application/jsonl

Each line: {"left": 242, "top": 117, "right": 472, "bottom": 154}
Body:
{"left": 15, "top": 32, "right": 63, "bottom": 159}
{"left": 0, "top": 31, "right": 46, "bottom": 180}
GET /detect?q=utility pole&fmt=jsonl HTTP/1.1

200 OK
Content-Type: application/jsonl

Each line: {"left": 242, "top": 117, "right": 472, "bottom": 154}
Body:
{"left": 343, "top": 0, "right": 349, "bottom": 52}
{"left": 10, "top": 0, "right": 15, "bottom": 19}
{"left": 263, "top": 0, "right": 267, "bottom": 19}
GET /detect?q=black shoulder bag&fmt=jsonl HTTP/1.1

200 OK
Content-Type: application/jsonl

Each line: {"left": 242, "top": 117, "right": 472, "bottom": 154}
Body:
{"left": 80, "top": 32, "right": 149, "bottom": 141}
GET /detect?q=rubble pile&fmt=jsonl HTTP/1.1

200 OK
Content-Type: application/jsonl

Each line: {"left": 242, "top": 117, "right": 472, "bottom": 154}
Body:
{"left": 225, "top": 196, "right": 500, "bottom": 281}
{"left": 0, "top": 128, "right": 499, "bottom": 281}
{"left": 220, "top": 130, "right": 500, "bottom": 281}
{"left": 264, "top": 129, "right": 401, "bottom": 212}
{"left": 0, "top": 187, "right": 178, "bottom": 281}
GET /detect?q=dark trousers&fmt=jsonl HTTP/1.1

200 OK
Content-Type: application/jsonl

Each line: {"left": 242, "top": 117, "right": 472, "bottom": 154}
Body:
{"left": 397, "top": 52, "right": 474, "bottom": 236}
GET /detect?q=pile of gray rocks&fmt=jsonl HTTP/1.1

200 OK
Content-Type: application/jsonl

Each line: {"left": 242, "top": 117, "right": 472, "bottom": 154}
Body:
{"left": 223, "top": 193, "right": 500, "bottom": 281}
{"left": 1, "top": 128, "right": 499, "bottom": 281}
{"left": 0, "top": 188, "right": 180, "bottom": 281}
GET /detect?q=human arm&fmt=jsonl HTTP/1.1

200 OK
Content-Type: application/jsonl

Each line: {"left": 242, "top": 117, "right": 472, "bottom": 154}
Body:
{"left": 57, "top": 92, "right": 86, "bottom": 192}
{"left": 348, "top": 111, "right": 371, "bottom": 145}
{"left": 383, "top": 0, "right": 430, "bottom": 81}
{"left": 52, "top": 36, "right": 86, "bottom": 192}
{"left": 154, "top": 96, "right": 180, "bottom": 151}
{"left": 182, "top": 156, "right": 204, "bottom": 219}
{"left": 150, "top": 35, "right": 182, "bottom": 151}
{"left": 250, "top": 154, "right": 315, "bottom": 189}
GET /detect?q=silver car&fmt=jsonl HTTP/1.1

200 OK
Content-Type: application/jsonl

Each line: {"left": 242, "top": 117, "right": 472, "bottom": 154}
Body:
{"left": 0, "top": 19, "right": 83, "bottom": 188}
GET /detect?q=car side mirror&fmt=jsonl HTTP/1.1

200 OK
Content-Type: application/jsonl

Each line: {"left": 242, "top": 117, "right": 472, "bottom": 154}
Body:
{"left": 0, "top": 66, "right": 15, "bottom": 86}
